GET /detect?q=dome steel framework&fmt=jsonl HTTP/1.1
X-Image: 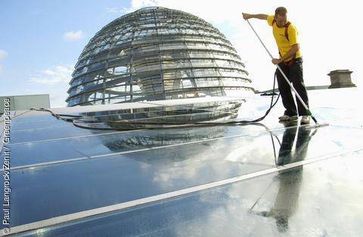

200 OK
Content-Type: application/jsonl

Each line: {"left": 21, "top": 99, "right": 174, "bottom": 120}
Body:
{"left": 66, "top": 6, "right": 253, "bottom": 107}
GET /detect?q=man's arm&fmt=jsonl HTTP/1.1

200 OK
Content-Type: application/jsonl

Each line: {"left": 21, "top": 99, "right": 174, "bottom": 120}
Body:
{"left": 242, "top": 13, "right": 268, "bottom": 20}
{"left": 272, "top": 44, "right": 300, "bottom": 64}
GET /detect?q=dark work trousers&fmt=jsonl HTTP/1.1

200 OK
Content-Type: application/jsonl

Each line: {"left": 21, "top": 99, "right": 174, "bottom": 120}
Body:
{"left": 276, "top": 59, "right": 309, "bottom": 116}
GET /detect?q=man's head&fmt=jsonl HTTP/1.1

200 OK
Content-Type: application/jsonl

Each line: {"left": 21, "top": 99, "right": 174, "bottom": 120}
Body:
{"left": 274, "top": 7, "right": 288, "bottom": 27}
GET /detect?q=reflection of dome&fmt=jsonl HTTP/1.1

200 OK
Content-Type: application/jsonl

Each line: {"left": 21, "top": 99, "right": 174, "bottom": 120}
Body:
{"left": 100, "top": 126, "right": 226, "bottom": 154}
{"left": 66, "top": 6, "right": 253, "bottom": 107}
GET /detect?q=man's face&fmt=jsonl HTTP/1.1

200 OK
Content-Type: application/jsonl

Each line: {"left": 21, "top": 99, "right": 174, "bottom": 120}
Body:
{"left": 275, "top": 14, "right": 287, "bottom": 27}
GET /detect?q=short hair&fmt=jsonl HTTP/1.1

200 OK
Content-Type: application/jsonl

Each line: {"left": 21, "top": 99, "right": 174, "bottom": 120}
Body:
{"left": 275, "top": 7, "right": 287, "bottom": 16}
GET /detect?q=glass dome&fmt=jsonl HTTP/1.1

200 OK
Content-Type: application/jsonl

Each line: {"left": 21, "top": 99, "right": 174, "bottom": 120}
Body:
{"left": 66, "top": 6, "right": 253, "bottom": 107}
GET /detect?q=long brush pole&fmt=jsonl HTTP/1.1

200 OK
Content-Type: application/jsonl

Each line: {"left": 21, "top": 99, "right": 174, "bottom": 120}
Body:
{"left": 246, "top": 19, "right": 318, "bottom": 124}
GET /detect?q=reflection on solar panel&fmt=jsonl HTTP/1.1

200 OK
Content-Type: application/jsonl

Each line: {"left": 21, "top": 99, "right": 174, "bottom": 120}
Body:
{"left": 68, "top": 97, "right": 245, "bottom": 130}
{"left": 1, "top": 88, "right": 363, "bottom": 236}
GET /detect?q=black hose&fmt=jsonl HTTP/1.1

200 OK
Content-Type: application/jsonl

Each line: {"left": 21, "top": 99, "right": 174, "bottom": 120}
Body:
{"left": 30, "top": 72, "right": 280, "bottom": 130}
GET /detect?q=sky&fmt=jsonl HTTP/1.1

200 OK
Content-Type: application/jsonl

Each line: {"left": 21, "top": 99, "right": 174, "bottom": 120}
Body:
{"left": 0, "top": 0, "right": 361, "bottom": 107}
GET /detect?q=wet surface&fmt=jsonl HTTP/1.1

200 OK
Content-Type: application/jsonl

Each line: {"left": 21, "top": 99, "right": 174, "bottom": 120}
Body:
{"left": 1, "top": 87, "right": 363, "bottom": 236}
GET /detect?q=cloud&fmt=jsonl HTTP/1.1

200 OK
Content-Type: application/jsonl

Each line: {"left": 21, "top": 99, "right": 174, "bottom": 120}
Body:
{"left": 28, "top": 65, "right": 73, "bottom": 107}
{"left": 107, "top": 0, "right": 159, "bottom": 14}
{"left": 63, "top": 30, "right": 84, "bottom": 41}
{"left": 128, "top": 0, "right": 159, "bottom": 10}
{"left": 106, "top": 7, "right": 122, "bottom": 13}
{"left": 29, "top": 65, "right": 73, "bottom": 85}
{"left": 0, "top": 49, "right": 7, "bottom": 60}
{"left": 106, "top": 7, "right": 129, "bottom": 14}
{"left": 0, "top": 49, "right": 7, "bottom": 73}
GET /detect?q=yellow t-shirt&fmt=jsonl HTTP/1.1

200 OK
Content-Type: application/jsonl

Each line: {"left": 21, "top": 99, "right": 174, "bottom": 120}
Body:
{"left": 267, "top": 15, "right": 302, "bottom": 61}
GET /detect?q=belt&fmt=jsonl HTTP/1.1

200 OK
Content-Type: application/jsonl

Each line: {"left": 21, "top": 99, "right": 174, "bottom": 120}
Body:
{"left": 284, "top": 57, "right": 302, "bottom": 66}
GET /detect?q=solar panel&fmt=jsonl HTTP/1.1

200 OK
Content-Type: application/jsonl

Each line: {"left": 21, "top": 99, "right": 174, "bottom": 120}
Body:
{"left": 1, "top": 87, "right": 363, "bottom": 236}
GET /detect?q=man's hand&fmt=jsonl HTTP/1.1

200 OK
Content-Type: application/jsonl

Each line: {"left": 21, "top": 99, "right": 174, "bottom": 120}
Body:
{"left": 242, "top": 13, "right": 251, "bottom": 20}
{"left": 272, "top": 58, "right": 282, "bottom": 65}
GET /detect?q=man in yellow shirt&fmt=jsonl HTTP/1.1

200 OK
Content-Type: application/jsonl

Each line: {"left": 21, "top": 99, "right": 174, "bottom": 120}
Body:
{"left": 242, "top": 7, "right": 310, "bottom": 124}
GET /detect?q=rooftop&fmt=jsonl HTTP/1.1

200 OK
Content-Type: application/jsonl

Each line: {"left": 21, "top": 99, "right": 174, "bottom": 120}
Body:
{"left": 1, "top": 87, "right": 363, "bottom": 236}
